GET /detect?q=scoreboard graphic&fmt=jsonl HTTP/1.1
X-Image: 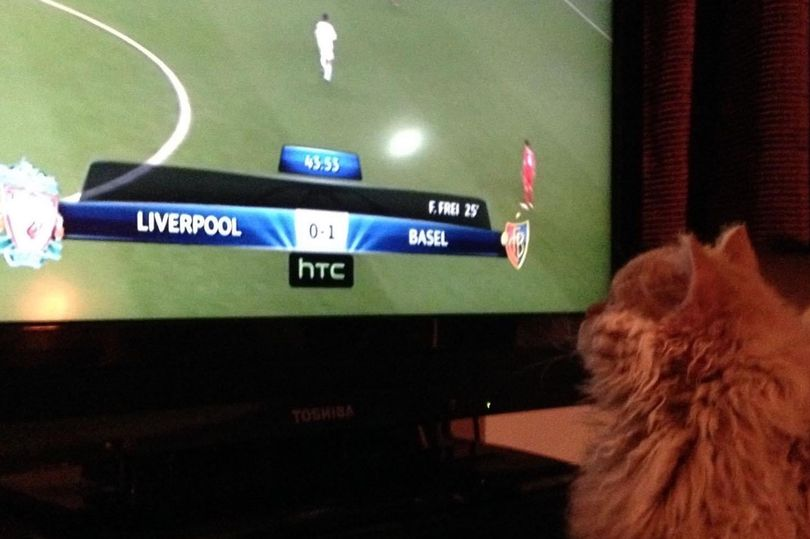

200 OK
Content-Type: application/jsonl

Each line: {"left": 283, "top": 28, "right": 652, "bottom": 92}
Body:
{"left": 1, "top": 154, "right": 529, "bottom": 274}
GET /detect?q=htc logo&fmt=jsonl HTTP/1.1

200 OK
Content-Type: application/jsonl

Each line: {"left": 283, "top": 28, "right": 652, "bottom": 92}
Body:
{"left": 289, "top": 254, "right": 354, "bottom": 288}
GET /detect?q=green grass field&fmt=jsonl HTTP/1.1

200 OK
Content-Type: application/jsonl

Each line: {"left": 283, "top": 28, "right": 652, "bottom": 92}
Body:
{"left": 2, "top": 0, "right": 611, "bottom": 321}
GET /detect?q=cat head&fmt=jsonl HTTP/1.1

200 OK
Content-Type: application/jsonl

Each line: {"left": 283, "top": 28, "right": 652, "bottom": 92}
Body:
{"left": 578, "top": 225, "right": 801, "bottom": 405}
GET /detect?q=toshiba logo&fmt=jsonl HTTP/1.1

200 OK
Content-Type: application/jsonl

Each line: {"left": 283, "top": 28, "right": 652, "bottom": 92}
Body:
{"left": 291, "top": 404, "right": 356, "bottom": 424}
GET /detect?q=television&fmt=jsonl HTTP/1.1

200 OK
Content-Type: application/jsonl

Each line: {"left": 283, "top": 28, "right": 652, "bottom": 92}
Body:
{"left": 0, "top": 1, "right": 613, "bottom": 469}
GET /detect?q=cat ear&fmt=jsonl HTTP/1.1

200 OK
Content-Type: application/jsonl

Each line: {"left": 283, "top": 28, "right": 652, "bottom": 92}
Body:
{"left": 679, "top": 234, "right": 720, "bottom": 313}
{"left": 715, "top": 224, "right": 759, "bottom": 272}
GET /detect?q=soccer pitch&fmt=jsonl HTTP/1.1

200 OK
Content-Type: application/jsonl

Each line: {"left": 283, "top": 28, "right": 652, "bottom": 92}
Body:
{"left": 2, "top": 0, "right": 611, "bottom": 320}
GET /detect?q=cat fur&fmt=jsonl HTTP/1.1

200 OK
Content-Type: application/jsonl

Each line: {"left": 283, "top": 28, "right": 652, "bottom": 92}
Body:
{"left": 569, "top": 225, "right": 810, "bottom": 539}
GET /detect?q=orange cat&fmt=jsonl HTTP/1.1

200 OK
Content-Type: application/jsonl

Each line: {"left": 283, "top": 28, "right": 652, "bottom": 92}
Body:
{"left": 569, "top": 225, "right": 810, "bottom": 539}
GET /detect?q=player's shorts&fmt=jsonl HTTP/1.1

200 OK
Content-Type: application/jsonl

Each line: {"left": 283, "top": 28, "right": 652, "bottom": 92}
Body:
{"left": 319, "top": 47, "right": 335, "bottom": 62}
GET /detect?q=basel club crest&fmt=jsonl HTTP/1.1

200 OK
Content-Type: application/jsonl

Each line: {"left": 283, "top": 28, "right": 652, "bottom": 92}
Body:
{"left": 0, "top": 159, "right": 64, "bottom": 269}
{"left": 501, "top": 220, "right": 529, "bottom": 270}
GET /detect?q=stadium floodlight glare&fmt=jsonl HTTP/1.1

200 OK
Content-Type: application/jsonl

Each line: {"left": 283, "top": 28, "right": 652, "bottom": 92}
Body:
{"left": 388, "top": 128, "right": 424, "bottom": 158}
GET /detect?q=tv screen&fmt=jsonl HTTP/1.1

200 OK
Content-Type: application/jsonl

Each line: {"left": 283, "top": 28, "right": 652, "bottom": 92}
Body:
{"left": 2, "top": 0, "right": 612, "bottom": 322}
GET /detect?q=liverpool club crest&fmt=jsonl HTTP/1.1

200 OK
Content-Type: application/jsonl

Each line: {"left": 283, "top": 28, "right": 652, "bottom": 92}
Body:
{"left": 501, "top": 220, "right": 529, "bottom": 270}
{"left": 0, "top": 159, "right": 64, "bottom": 269}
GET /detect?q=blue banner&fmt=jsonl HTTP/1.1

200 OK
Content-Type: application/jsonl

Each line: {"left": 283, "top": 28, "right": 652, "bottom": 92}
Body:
{"left": 59, "top": 201, "right": 505, "bottom": 257}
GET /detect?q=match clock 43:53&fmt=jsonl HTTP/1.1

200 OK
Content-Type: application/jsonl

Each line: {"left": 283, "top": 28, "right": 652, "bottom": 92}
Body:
{"left": 279, "top": 145, "right": 362, "bottom": 180}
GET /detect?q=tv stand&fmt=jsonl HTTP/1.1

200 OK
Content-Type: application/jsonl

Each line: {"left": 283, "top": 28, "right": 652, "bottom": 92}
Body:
{"left": 0, "top": 423, "right": 574, "bottom": 538}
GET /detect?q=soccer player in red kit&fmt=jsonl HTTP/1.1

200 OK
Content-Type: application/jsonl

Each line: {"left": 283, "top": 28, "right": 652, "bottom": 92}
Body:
{"left": 520, "top": 140, "right": 536, "bottom": 210}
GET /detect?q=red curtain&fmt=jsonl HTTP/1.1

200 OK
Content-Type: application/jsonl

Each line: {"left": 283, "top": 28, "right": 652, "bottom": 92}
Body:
{"left": 618, "top": 0, "right": 810, "bottom": 250}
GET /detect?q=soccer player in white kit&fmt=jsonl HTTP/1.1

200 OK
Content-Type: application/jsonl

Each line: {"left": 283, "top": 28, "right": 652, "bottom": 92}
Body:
{"left": 314, "top": 13, "right": 337, "bottom": 82}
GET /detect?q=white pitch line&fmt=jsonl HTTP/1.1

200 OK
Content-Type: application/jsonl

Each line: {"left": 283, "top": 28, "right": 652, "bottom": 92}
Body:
{"left": 562, "top": 0, "right": 612, "bottom": 42}
{"left": 36, "top": 0, "right": 192, "bottom": 200}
